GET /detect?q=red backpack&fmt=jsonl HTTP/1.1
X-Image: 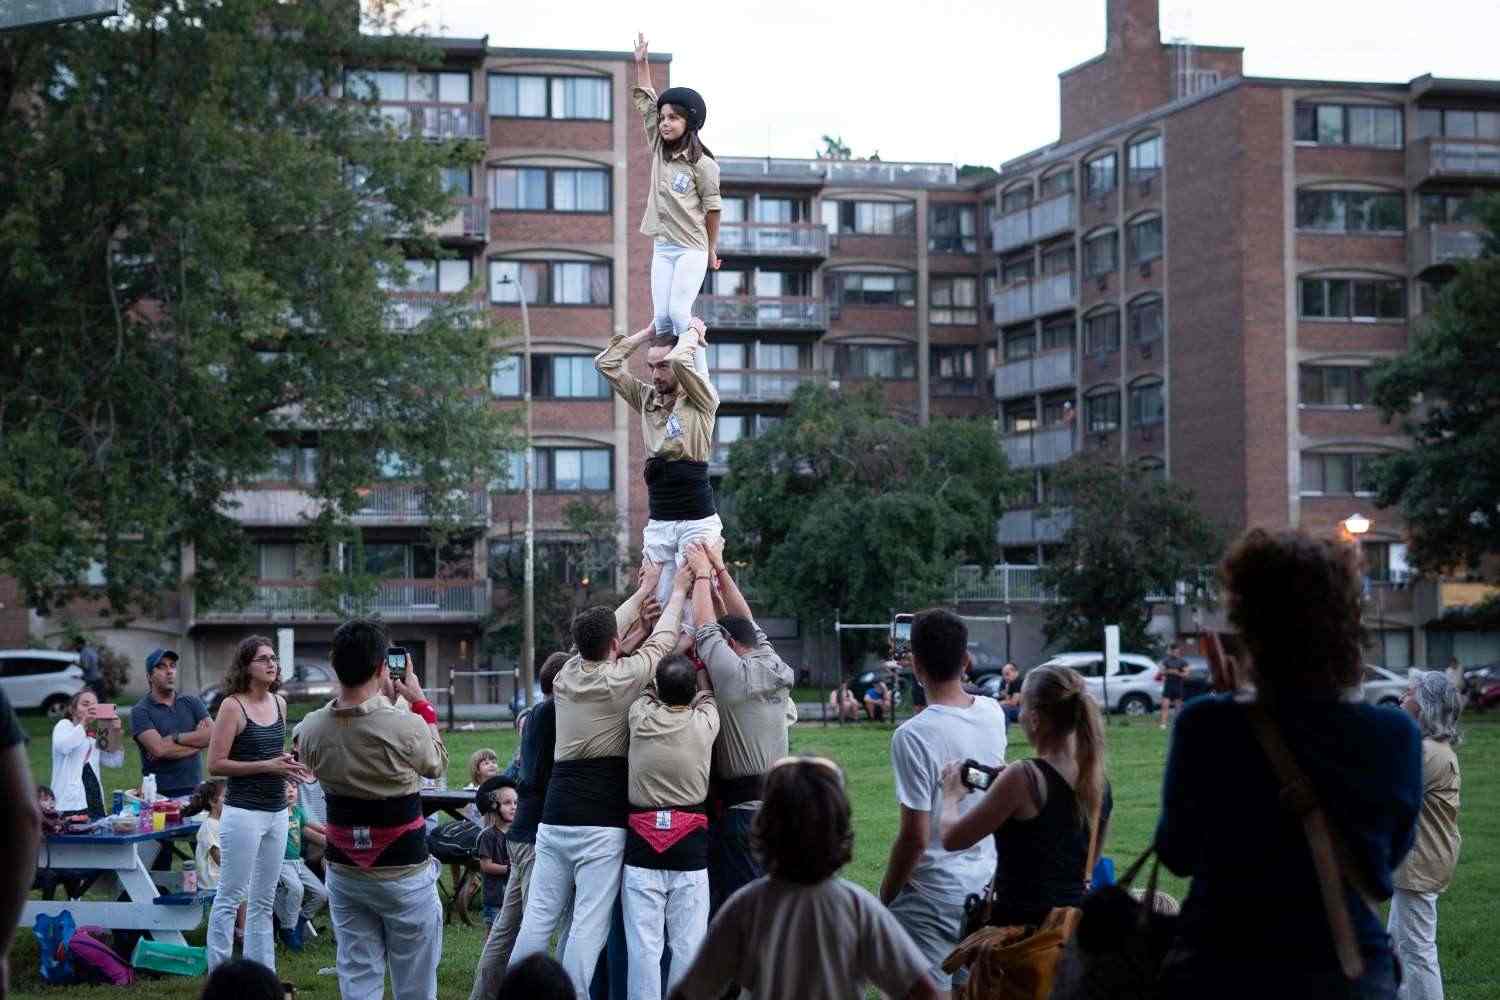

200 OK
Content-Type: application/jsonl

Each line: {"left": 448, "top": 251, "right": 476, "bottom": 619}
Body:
{"left": 67, "top": 925, "right": 134, "bottom": 985}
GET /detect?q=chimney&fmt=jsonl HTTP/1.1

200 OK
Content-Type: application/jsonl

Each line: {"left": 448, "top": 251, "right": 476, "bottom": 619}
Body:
{"left": 1107, "top": 0, "right": 1162, "bottom": 51}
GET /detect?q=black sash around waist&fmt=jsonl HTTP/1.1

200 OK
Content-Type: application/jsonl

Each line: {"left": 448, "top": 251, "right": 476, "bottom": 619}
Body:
{"left": 542, "top": 757, "right": 631, "bottom": 829}
{"left": 323, "top": 791, "right": 429, "bottom": 871}
{"left": 713, "top": 773, "right": 766, "bottom": 810}
{"left": 644, "top": 458, "right": 716, "bottom": 521}
{"left": 624, "top": 804, "right": 709, "bottom": 871}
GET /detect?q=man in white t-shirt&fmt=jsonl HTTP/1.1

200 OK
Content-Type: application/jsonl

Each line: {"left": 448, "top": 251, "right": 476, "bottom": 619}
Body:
{"left": 879, "top": 609, "right": 1007, "bottom": 997}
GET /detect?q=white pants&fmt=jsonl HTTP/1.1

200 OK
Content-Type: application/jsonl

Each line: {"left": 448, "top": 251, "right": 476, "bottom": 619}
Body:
{"left": 325, "top": 863, "right": 443, "bottom": 1000}
{"left": 207, "top": 804, "right": 289, "bottom": 972}
{"left": 643, "top": 513, "right": 723, "bottom": 629}
{"left": 651, "top": 240, "right": 709, "bottom": 341}
{"left": 274, "top": 859, "right": 329, "bottom": 927}
{"left": 621, "top": 865, "right": 709, "bottom": 1000}
{"left": 509, "top": 823, "right": 626, "bottom": 997}
{"left": 1389, "top": 888, "right": 1443, "bottom": 1000}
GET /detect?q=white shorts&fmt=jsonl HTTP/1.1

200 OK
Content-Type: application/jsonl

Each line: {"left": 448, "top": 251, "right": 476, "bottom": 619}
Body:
{"left": 643, "top": 514, "right": 722, "bottom": 628}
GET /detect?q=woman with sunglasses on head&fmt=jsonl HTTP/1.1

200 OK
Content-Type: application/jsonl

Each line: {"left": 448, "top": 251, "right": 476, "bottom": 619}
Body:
{"left": 205, "top": 636, "right": 311, "bottom": 972}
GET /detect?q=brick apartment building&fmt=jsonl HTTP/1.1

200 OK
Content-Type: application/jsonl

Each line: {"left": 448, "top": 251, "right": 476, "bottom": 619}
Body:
{"left": 18, "top": 0, "right": 1500, "bottom": 697}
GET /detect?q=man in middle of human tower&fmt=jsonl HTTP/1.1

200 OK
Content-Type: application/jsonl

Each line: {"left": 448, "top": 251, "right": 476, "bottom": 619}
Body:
{"left": 596, "top": 316, "right": 720, "bottom": 623}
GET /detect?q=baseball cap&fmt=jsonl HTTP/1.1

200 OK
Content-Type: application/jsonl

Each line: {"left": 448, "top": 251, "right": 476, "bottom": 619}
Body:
{"left": 145, "top": 648, "right": 180, "bottom": 673}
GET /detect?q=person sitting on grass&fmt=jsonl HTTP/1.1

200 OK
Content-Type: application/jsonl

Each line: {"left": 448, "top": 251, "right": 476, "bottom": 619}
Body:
{"left": 863, "top": 679, "right": 892, "bottom": 722}
{"left": 828, "top": 681, "right": 860, "bottom": 722}
{"left": 477, "top": 775, "right": 518, "bottom": 938}
{"left": 668, "top": 756, "right": 936, "bottom": 1000}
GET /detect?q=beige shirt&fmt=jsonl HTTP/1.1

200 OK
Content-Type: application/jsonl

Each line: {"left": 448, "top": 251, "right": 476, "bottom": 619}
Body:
{"left": 295, "top": 693, "right": 448, "bottom": 881}
{"left": 627, "top": 689, "right": 720, "bottom": 808}
{"left": 632, "top": 86, "right": 722, "bottom": 251}
{"left": 694, "top": 622, "right": 797, "bottom": 782}
{"left": 595, "top": 326, "right": 718, "bottom": 463}
{"left": 674, "top": 877, "right": 929, "bottom": 1000}
{"left": 1394, "top": 737, "right": 1461, "bottom": 894}
{"left": 553, "top": 597, "right": 685, "bottom": 762}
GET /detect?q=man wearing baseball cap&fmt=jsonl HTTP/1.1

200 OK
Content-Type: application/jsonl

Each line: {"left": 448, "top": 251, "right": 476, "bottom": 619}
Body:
{"left": 129, "top": 648, "right": 212, "bottom": 798}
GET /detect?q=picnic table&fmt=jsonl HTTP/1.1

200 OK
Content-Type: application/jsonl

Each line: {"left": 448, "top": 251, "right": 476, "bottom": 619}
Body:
{"left": 420, "top": 788, "right": 475, "bottom": 822}
{"left": 25, "top": 822, "right": 205, "bottom": 946}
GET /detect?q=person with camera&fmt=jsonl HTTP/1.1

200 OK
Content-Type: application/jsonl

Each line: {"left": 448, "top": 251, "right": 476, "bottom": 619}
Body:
{"left": 1154, "top": 530, "right": 1422, "bottom": 999}
{"left": 880, "top": 609, "right": 1008, "bottom": 997}
{"left": 49, "top": 689, "right": 124, "bottom": 819}
{"left": 295, "top": 619, "right": 449, "bottom": 1000}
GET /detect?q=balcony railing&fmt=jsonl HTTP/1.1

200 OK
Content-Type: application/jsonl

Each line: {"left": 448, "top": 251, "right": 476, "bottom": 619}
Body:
{"left": 1409, "top": 223, "right": 1486, "bottom": 273}
{"left": 1000, "top": 425, "right": 1076, "bottom": 469}
{"left": 991, "top": 272, "right": 1077, "bottom": 325}
{"left": 387, "top": 292, "right": 486, "bottom": 331}
{"left": 994, "top": 349, "right": 1076, "bottom": 398}
{"left": 711, "top": 369, "right": 826, "bottom": 403}
{"left": 718, "top": 157, "right": 957, "bottom": 187}
{"left": 951, "top": 564, "right": 1059, "bottom": 603}
{"left": 693, "top": 296, "right": 827, "bottom": 330}
{"left": 376, "top": 101, "right": 486, "bottom": 141}
{"left": 995, "top": 508, "right": 1073, "bottom": 546}
{"left": 433, "top": 196, "right": 488, "bottom": 241}
{"left": 198, "top": 578, "right": 489, "bottom": 622}
{"left": 991, "top": 192, "right": 1076, "bottom": 253}
{"left": 1408, "top": 137, "right": 1500, "bottom": 184}
{"left": 717, "top": 222, "right": 829, "bottom": 257}
{"left": 223, "top": 484, "right": 488, "bottom": 525}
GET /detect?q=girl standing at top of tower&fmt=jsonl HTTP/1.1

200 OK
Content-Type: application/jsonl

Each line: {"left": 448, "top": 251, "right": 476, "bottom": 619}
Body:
{"left": 632, "top": 32, "right": 721, "bottom": 346}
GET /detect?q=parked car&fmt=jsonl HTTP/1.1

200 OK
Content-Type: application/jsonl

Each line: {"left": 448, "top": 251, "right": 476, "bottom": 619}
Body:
{"left": 1360, "top": 664, "right": 1408, "bottom": 707}
{"left": 202, "top": 660, "right": 338, "bottom": 715}
{"left": 0, "top": 650, "right": 85, "bottom": 720}
{"left": 1035, "top": 651, "right": 1163, "bottom": 716}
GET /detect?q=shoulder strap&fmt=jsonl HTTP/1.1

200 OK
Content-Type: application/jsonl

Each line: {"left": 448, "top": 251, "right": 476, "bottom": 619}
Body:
{"left": 1244, "top": 703, "right": 1373, "bottom": 980}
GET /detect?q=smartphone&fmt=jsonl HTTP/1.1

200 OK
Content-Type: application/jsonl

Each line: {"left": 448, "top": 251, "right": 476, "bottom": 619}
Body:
{"left": 386, "top": 646, "right": 408, "bottom": 680}
{"left": 94, "top": 703, "right": 118, "bottom": 721}
{"left": 960, "top": 759, "right": 1001, "bottom": 792}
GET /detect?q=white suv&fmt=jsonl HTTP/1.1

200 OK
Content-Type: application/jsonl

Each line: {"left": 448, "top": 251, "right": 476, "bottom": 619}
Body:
{"left": 0, "top": 650, "right": 85, "bottom": 719}
{"left": 1034, "top": 652, "right": 1164, "bottom": 716}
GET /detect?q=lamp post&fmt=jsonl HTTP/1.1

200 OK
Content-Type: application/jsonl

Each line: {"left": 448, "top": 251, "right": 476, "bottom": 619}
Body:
{"left": 1342, "top": 513, "right": 1383, "bottom": 667}
{"left": 500, "top": 275, "right": 535, "bottom": 710}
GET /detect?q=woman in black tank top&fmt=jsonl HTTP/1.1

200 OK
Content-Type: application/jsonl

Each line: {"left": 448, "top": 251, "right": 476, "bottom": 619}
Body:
{"left": 205, "top": 635, "right": 312, "bottom": 973}
{"left": 936, "top": 664, "right": 1112, "bottom": 927}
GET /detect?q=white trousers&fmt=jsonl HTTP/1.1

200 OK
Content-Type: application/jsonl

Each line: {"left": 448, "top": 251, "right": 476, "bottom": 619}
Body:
{"left": 643, "top": 513, "right": 723, "bottom": 630}
{"left": 207, "top": 804, "right": 289, "bottom": 972}
{"left": 274, "top": 858, "right": 329, "bottom": 926}
{"left": 651, "top": 240, "right": 709, "bottom": 341}
{"left": 325, "top": 863, "right": 443, "bottom": 1000}
{"left": 621, "top": 865, "right": 709, "bottom": 1000}
{"left": 1389, "top": 888, "right": 1443, "bottom": 1000}
{"left": 508, "top": 823, "right": 626, "bottom": 997}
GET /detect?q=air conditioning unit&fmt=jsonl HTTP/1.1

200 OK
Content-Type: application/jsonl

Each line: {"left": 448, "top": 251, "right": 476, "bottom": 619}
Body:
{"left": 1139, "top": 261, "right": 1152, "bottom": 278}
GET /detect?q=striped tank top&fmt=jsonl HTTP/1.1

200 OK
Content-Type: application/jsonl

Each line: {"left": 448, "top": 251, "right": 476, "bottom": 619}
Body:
{"left": 225, "top": 696, "right": 287, "bottom": 812}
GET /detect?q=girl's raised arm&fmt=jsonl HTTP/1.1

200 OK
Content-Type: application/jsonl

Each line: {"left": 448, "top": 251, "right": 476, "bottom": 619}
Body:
{"left": 634, "top": 32, "right": 654, "bottom": 93}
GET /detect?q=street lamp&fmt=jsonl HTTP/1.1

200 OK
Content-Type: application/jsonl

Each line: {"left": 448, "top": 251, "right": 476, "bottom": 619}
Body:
{"left": 499, "top": 274, "right": 535, "bottom": 710}
{"left": 1342, "top": 513, "right": 1385, "bottom": 668}
{"left": 1342, "top": 513, "right": 1371, "bottom": 538}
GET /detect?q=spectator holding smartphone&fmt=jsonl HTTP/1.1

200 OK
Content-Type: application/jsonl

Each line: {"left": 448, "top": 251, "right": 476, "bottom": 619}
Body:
{"left": 50, "top": 689, "right": 124, "bottom": 818}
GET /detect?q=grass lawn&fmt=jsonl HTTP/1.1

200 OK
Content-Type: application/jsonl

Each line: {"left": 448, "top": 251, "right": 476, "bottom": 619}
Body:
{"left": 6, "top": 709, "right": 1498, "bottom": 998}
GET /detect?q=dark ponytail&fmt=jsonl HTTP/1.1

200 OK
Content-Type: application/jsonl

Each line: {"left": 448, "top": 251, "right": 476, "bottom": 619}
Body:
{"left": 184, "top": 779, "right": 224, "bottom": 818}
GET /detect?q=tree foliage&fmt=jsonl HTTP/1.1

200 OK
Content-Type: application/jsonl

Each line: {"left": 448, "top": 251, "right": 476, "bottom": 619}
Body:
{"left": 721, "top": 384, "right": 1020, "bottom": 631}
{"left": 1039, "top": 457, "right": 1221, "bottom": 655}
{"left": 1371, "top": 196, "right": 1500, "bottom": 575}
{"left": 0, "top": 0, "right": 518, "bottom": 621}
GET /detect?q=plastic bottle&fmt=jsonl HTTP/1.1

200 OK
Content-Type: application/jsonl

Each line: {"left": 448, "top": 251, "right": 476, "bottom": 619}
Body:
{"left": 182, "top": 861, "right": 197, "bottom": 894}
{"left": 142, "top": 774, "right": 157, "bottom": 803}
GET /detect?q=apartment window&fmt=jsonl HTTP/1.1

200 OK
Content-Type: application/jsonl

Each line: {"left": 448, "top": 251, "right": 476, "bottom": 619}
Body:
{"left": 1128, "top": 216, "right": 1163, "bottom": 264}
{"left": 720, "top": 197, "right": 747, "bottom": 223}
{"left": 1085, "top": 386, "right": 1121, "bottom": 433}
{"left": 536, "top": 355, "right": 609, "bottom": 398}
{"left": 1085, "top": 152, "right": 1117, "bottom": 198}
{"left": 1003, "top": 401, "right": 1038, "bottom": 434}
{"left": 1129, "top": 378, "right": 1165, "bottom": 427}
{"left": 440, "top": 166, "right": 472, "bottom": 196}
{"left": 756, "top": 197, "right": 808, "bottom": 223}
{"left": 1000, "top": 185, "right": 1033, "bottom": 214}
{"left": 1004, "top": 327, "right": 1037, "bottom": 362}
{"left": 1129, "top": 296, "right": 1163, "bottom": 344}
{"left": 507, "top": 447, "right": 612, "bottom": 492}
{"left": 1294, "top": 103, "right": 1402, "bottom": 148}
{"left": 829, "top": 271, "right": 916, "bottom": 308}
{"left": 1299, "top": 276, "right": 1405, "bottom": 321}
{"left": 825, "top": 200, "right": 917, "bottom": 235}
{"left": 251, "top": 446, "right": 319, "bottom": 485}
{"left": 490, "top": 259, "right": 611, "bottom": 306}
{"left": 1127, "top": 135, "right": 1163, "bottom": 183}
{"left": 1416, "top": 108, "right": 1500, "bottom": 140}
{"left": 929, "top": 204, "right": 978, "bottom": 253}
{"left": 347, "top": 69, "right": 471, "bottom": 104}
{"left": 1041, "top": 317, "right": 1074, "bottom": 352}
{"left": 490, "top": 356, "right": 521, "bottom": 397}
{"left": 1295, "top": 190, "right": 1404, "bottom": 233}
{"left": 983, "top": 272, "right": 998, "bottom": 306}
{"left": 383, "top": 257, "right": 472, "bottom": 292}
{"left": 832, "top": 344, "right": 917, "bottom": 379}
{"left": 489, "top": 73, "right": 610, "bottom": 120}
{"left": 930, "top": 276, "right": 978, "bottom": 324}
{"left": 1084, "top": 229, "right": 1118, "bottom": 276}
{"left": 1299, "top": 452, "right": 1380, "bottom": 496}
{"left": 1001, "top": 255, "right": 1034, "bottom": 284}
{"left": 932, "top": 347, "right": 978, "bottom": 395}
{"left": 1084, "top": 309, "right": 1120, "bottom": 355}
{"left": 1040, "top": 167, "right": 1074, "bottom": 198}
{"left": 258, "top": 543, "right": 325, "bottom": 580}
{"left": 1418, "top": 192, "right": 1479, "bottom": 225}
{"left": 491, "top": 167, "right": 609, "bottom": 212}
{"left": 754, "top": 342, "right": 810, "bottom": 370}
{"left": 1299, "top": 365, "right": 1370, "bottom": 406}
{"left": 1041, "top": 244, "right": 1074, "bottom": 276}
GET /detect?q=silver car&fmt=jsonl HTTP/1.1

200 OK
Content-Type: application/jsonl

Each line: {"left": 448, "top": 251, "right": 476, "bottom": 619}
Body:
{"left": 1035, "top": 652, "right": 1165, "bottom": 716}
{"left": 1360, "top": 664, "right": 1408, "bottom": 708}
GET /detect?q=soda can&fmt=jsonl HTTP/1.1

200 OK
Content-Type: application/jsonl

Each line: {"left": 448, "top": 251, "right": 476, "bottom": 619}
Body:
{"left": 112, "top": 790, "right": 124, "bottom": 815}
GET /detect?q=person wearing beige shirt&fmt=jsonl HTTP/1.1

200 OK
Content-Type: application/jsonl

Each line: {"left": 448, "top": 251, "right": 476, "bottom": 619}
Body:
{"left": 1389, "top": 670, "right": 1463, "bottom": 1000}
{"left": 296, "top": 621, "right": 448, "bottom": 1000}
{"left": 509, "top": 561, "right": 693, "bottom": 997}
{"left": 622, "top": 653, "right": 720, "bottom": 1000}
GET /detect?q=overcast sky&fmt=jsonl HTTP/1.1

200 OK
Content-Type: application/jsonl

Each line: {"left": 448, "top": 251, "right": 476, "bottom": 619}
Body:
{"left": 417, "top": 0, "right": 1500, "bottom": 168}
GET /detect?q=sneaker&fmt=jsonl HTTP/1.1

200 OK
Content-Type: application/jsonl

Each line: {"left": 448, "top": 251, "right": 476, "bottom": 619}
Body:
{"left": 318, "top": 967, "right": 337, "bottom": 977}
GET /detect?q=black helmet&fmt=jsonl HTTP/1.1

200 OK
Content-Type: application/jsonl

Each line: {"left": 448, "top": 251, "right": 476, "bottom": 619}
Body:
{"left": 656, "top": 86, "right": 706, "bottom": 131}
